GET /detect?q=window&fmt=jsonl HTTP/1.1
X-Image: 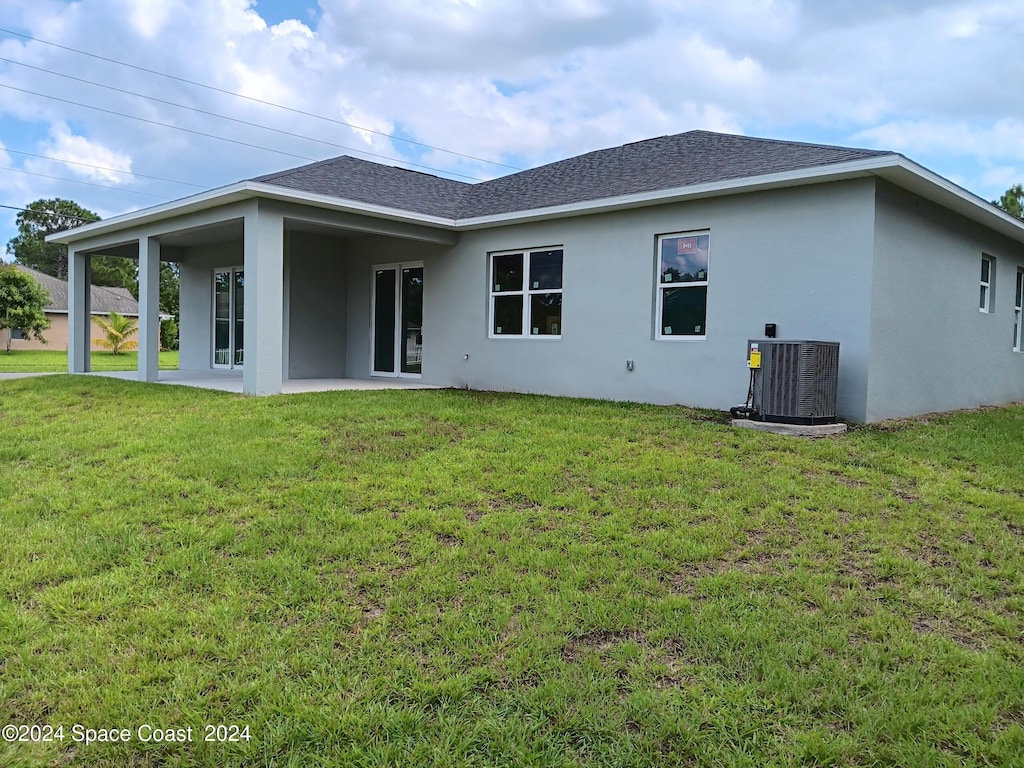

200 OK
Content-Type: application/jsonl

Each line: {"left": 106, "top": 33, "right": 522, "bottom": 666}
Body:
{"left": 10, "top": 328, "right": 24, "bottom": 340}
{"left": 1015, "top": 268, "right": 1023, "bottom": 352}
{"left": 980, "top": 255, "right": 994, "bottom": 312}
{"left": 656, "top": 231, "right": 709, "bottom": 339}
{"left": 490, "top": 248, "right": 563, "bottom": 337}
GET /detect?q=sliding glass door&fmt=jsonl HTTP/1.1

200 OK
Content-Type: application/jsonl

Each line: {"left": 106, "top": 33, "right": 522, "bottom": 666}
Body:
{"left": 372, "top": 263, "right": 423, "bottom": 377}
{"left": 213, "top": 267, "right": 244, "bottom": 368}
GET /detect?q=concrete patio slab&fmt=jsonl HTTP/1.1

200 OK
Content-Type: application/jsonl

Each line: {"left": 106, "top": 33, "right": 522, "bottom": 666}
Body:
{"left": 79, "top": 369, "right": 444, "bottom": 395}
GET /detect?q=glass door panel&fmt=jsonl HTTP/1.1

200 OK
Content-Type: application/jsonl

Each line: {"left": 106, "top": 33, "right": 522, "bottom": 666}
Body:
{"left": 373, "top": 268, "right": 396, "bottom": 374}
{"left": 213, "top": 268, "right": 244, "bottom": 369}
{"left": 372, "top": 263, "right": 423, "bottom": 377}
{"left": 401, "top": 267, "right": 423, "bottom": 374}
{"left": 214, "top": 271, "right": 232, "bottom": 367}
{"left": 233, "top": 270, "right": 245, "bottom": 367}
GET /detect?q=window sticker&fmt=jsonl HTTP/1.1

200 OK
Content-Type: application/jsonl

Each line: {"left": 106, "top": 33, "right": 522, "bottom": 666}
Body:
{"left": 676, "top": 236, "right": 699, "bottom": 254}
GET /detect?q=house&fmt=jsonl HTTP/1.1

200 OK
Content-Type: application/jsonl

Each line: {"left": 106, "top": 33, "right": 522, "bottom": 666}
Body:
{"left": 1, "top": 264, "right": 143, "bottom": 351}
{"left": 48, "top": 131, "right": 1024, "bottom": 422}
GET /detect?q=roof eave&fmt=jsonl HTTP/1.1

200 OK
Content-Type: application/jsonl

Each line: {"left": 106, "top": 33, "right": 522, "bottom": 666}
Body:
{"left": 45, "top": 154, "right": 1024, "bottom": 248}
{"left": 248, "top": 182, "right": 458, "bottom": 228}
{"left": 875, "top": 157, "right": 1024, "bottom": 245}
{"left": 46, "top": 182, "right": 459, "bottom": 245}
{"left": 456, "top": 154, "right": 1024, "bottom": 245}
{"left": 46, "top": 182, "right": 256, "bottom": 244}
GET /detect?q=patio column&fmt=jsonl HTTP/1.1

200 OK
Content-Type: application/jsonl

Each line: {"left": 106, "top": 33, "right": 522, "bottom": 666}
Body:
{"left": 67, "top": 247, "right": 91, "bottom": 373}
{"left": 242, "top": 201, "right": 284, "bottom": 395}
{"left": 138, "top": 235, "right": 161, "bottom": 383}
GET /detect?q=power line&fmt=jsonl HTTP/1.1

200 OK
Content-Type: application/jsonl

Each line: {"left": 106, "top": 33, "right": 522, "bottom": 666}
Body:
{"left": 0, "top": 203, "right": 96, "bottom": 222}
{"left": 0, "top": 26, "right": 523, "bottom": 172}
{"left": 0, "top": 81, "right": 486, "bottom": 181}
{"left": 0, "top": 165, "right": 170, "bottom": 198}
{"left": 0, "top": 56, "right": 487, "bottom": 180}
{"left": 3, "top": 147, "right": 207, "bottom": 188}
{"left": 0, "top": 81, "right": 311, "bottom": 162}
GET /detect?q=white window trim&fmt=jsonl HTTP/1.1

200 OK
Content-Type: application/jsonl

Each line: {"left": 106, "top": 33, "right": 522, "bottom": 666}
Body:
{"left": 1014, "top": 268, "right": 1023, "bottom": 352}
{"left": 488, "top": 246, "right": 564, "bottom": 340}
{"left": 980, "top": 254, "right": 994, "bottom": 313}
{"left": 655, "top": 230, "right": 710, "bottom": 342}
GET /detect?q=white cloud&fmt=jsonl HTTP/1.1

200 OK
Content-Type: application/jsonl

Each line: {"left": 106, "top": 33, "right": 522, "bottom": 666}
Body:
{"left": 981, "top": 165, "right": 1022, "bottom": 195}
{"left": 854, "top": 119, "right": 1024, "bottom": 162}
{"left": 37, "top": 125, "right": 134, "bottom": 183}
{"left": 317, "top": 0, "right": 660, "bottom": 72}
{"left": 127, "top": 0, "right": 179, "bottom": 38}
{"left": 0, "top": 0, "right": 1022, "bottom": 234}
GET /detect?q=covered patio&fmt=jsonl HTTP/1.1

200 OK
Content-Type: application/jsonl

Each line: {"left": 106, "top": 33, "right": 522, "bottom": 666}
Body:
{"left": 81, "top": 369, "right": 444, "bottom": 394}
{"left": 58, "top": 191, "right": 456, "bottom": 395}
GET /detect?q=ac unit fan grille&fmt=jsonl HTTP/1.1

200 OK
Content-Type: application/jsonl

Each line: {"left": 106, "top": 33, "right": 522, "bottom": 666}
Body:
{"left": 751, "top": 340, "right": 839, "bottom": 424}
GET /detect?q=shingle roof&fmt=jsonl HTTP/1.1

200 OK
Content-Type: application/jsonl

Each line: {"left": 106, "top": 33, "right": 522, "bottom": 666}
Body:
{"left": 251, "top": 130, "right": 896, "bottom": 220}
{"left": 10, "top": 265, "right": 141, "bottom": 315}
{"left": 461, "top": 131, "right": 894, "bottom": 218}
{"left": 253, "top": 155, "right": 471, "bottom": 218}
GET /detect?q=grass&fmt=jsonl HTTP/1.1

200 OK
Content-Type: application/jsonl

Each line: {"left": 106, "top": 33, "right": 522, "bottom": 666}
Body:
{"left": 0, "top": 376, "right": 1022, "bottom": 767}
{"left": 0, "top": 349, "right": 179, "bottom": 372}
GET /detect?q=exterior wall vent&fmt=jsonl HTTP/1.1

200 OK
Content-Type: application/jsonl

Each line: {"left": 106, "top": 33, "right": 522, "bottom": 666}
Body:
{"left": 748, "top": 340, "right": 840, "bottom": 424}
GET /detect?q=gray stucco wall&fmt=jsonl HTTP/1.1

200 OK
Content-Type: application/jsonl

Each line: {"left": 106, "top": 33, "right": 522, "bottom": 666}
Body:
{"left": 178, "top": 240, "right": 243, "bottom": 372}
{"left": 166, "top": 175, "right": 1021, "bottom": 421}
{"left": 868, "top": 181, "right": 1024, "bottom": 421}
{"left": 286, "top": 231, "right": 349, "bottom": 379}
{"left": 178, "top": 230, "right": 352, "bottom": 379}
{"left": 343, "top": 236, "right": 449, "bottom": 380}
{"left": 424, "top": 179, "right": 878, "bottom": 420}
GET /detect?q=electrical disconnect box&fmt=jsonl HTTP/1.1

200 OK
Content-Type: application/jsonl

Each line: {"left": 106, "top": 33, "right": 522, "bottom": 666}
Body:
{"left": 746, "top": 340, "right": 840, "bottom": 424}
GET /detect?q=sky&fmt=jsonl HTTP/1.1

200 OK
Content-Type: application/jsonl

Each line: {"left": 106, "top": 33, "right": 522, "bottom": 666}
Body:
{"left": 0, "top": 0, "right": 1021, "bottom": 252}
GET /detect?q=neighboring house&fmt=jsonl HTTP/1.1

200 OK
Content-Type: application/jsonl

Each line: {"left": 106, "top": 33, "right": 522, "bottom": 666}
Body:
{"left": 2, "top": 264, "right": 142, "bottom": 351}
{"left": 49, "top": 131, "right": 1024, "bottom": 422}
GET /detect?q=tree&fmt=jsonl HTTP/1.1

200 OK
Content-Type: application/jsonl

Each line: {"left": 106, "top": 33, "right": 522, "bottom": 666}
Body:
{"left": 0, "top": 264, "right": 51, "bottom": 352}
{"left": 160, "top": 317, "right": 179, "bottom": 351}
{"left": 993, "top": 184, "right": 1023, "bottom": 220}
{"left": 92, "top": 311, "right": 138, "bottom": 355}
{"left": 160, "top": 262, "right": 179, "bottom": 319}
{"left": 6, "top": 199, "right": 98, "bottom": 279}
{"left": 5, "top": 198, "right": 135, "bottom": 289}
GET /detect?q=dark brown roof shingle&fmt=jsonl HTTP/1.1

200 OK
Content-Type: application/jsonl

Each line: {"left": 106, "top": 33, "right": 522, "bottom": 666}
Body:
{"left": 251, "top": 130, "right": 895, "bottom": 220}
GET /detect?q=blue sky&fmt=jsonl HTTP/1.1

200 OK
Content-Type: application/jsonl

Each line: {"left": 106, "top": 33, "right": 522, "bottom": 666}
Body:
{"left": 0, "top": 0, "right": 1021, "bottom": 254}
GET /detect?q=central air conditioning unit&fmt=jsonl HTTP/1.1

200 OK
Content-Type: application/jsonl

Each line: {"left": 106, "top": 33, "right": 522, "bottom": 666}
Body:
{"left": 747, "top": 339, "right": 840, "bottom": 424}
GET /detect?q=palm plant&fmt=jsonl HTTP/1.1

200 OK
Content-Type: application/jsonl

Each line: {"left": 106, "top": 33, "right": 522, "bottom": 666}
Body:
{"left": 92, "top": 311, "right": 138, "bottom": 355}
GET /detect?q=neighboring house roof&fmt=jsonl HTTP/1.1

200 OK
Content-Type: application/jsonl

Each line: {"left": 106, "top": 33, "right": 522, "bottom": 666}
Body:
{"left": 10, "top": 264, "right": 141, "bottom": 316}
{"left": 47, "top": 130, "right": 1024, "bottom": 247}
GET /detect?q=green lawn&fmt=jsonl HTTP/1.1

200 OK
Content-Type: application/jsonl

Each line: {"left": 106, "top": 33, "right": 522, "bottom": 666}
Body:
{"left": 1, "top": 376, "right": 1022, "bottom": 767}
{"left": 0, "top": 349, "right": 179, "bottom": 372}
